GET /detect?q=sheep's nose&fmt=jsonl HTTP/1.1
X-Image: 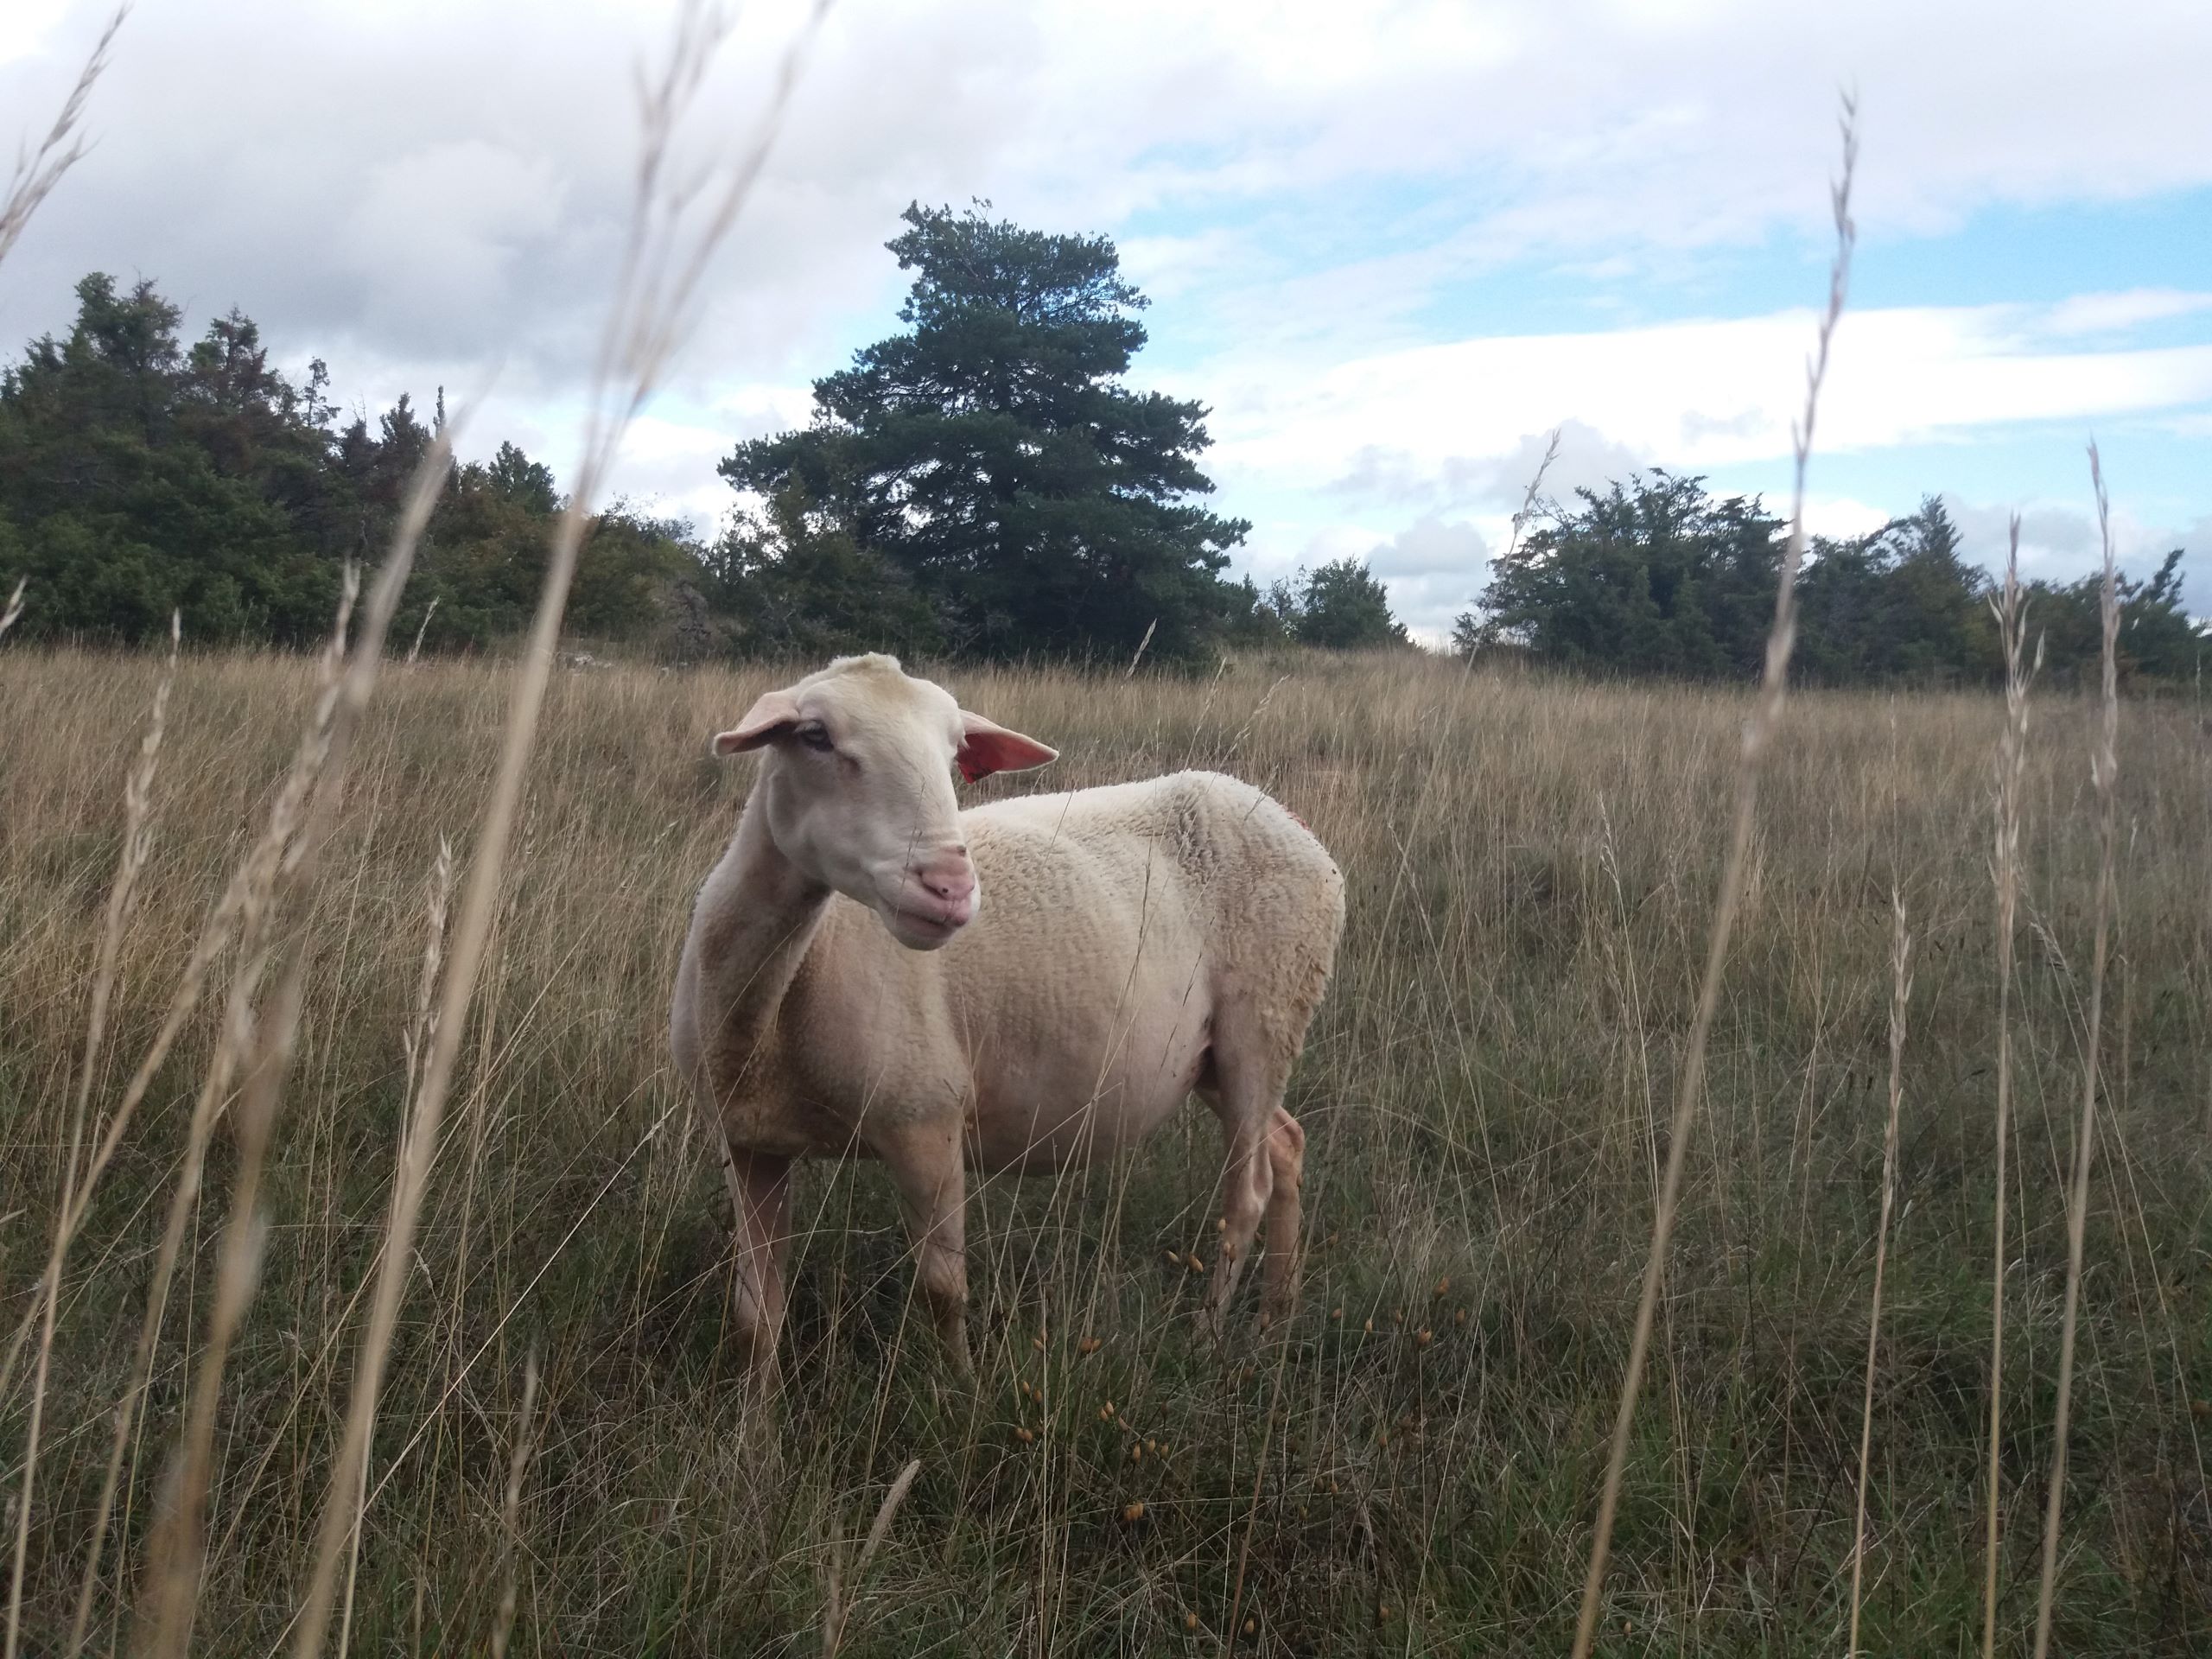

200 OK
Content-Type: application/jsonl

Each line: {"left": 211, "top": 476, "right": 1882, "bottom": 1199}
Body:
{"left": 917, "top": 856, "right": 976, "bottom": 904}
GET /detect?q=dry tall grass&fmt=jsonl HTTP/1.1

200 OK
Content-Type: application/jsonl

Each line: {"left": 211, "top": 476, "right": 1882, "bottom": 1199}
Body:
{"left": 3, "top": 644, "right": 2207, "bottom": 1653}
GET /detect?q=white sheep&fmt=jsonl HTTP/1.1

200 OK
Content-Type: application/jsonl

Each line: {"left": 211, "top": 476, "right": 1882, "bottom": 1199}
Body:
{"left": 670, "top": 653, "right": 1344, "bottom": 1379}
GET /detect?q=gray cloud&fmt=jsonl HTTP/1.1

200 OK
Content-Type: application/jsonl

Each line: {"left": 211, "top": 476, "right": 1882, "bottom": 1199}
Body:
{"left": 1940, "top": 494, "right": 2212, "bottom": 617}
{"left": 1367, "top": 515, "right": 1490, "bottom": 578}
{"left": 1325, "top": 419, "right": 1651, "bottom": 516}
{"left": 5, "top": 0, "right": 2210, "bottom": 531}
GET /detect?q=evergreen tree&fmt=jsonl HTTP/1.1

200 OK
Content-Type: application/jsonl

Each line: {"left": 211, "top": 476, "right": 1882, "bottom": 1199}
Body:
{"left": 1795, "top": 497, "right": 1999, "bottom": 684}
{"left": 0, "top": 272, "right": 708, "bottom": 654}
{"left": 0, "top": 275, "right": 346, "bottom": 642}
{"left": 1288, "top": 558, "right": 1408, "bottom": 648}
{"left": 720, "top": 202, "right": 1250, "bottom": 661}
{"left": 2024, "top": 547, "right": 2203, "bottom": 688}
{"left": 1469, "top": 472, "right": 1786, "bottom": 678}
{"left": 703, "top": 483, "right": 942, "bottom": 659}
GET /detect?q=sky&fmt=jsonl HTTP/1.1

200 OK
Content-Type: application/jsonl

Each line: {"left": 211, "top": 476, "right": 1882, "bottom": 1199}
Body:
{"left": 3, "top": 0, "right": 2208, "bottom": 645}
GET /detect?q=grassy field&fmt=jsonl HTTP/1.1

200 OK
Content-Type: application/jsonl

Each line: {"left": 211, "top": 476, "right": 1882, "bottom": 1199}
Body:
{"left": 2, "top": 643, "right": 2208, "bottom": 1656}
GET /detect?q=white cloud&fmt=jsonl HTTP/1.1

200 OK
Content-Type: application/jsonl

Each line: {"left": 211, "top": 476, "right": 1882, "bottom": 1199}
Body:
{"left": 2038, "top": 289, "right": 2212, "bottom": 339}
{"left": 1201, "top": 298, "right": 2212, "bottom": 512}
{"left": 1802, "top": 496, "right": 1895, "bottom": 540}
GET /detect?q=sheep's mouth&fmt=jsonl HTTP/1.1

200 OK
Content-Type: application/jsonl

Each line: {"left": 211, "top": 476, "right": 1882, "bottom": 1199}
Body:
{"left": 885, "top": 904, "right": 969, "bottom": 950}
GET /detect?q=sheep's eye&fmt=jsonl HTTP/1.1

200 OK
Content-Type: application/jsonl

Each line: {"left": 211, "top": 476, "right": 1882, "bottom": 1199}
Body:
{"left": 796, "top": 723, "right": 834, "bottom": 753}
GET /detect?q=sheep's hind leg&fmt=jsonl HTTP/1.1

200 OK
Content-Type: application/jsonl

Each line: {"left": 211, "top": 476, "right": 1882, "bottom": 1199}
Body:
{"left": 1203, "top": 1006, "right": 1308, "bottom": 1335}
{"left": 874, "top": 1120, "right": 975, "bottom": 1380}
{"left": 724, "top": 1143, "right": 793, "bottom": 1389}
{"left": 1202, "top": 1109, "right": 1272, "bottom": 1339}
{"left": 1259, "top": 1107, "right": 1306, "bottom": 1324}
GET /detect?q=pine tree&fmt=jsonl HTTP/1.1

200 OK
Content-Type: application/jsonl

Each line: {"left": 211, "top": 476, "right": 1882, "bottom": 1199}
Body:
{"left": 719, "top": 202, "right": 1249, "bottom": 661}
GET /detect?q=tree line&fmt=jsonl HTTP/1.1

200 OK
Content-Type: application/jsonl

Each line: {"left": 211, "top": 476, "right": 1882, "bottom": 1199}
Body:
{"left": 1458, "top": 472, "right": 2202, "bottom": 688}
{"left": 5, "top": 205, "right": 2183, "bottom": 683}
{"left": 0, "top": 274, "right": 699, "bottom": 652}
{"left": 0, "top": 207, "right": 1404, "bottom": 662}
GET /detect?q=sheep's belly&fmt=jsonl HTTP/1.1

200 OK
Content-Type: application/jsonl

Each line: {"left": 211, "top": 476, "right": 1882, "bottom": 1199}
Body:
{"left": 963, "top": 1032, "right": 1211, "bottom": 1174}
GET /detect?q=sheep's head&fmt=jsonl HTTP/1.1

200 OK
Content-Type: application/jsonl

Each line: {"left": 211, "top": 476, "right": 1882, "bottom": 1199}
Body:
{"left": 712, "top": 654, "right": 1056, "bottom": 950}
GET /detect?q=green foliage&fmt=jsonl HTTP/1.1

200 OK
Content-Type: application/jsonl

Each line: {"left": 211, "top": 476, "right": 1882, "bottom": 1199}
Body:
{"left": 2024, "top": 546, "right": 2204, "bottom": 687}
{"left": 0, "top": 251, "right": 1407, "bottom": 664}
{"left": 1470, "top": 471, "right": 1786, "bottom": 678}
{"left": 0, "top": 273, "right": 709, "bottom": 654}
{"left": 719, "top": 202, "right": 1256, "bottom": 662}
{"left": 1795, "top": 498, "right": 1999, "bottom": 684}
{"left": 1258, "top": 558, "right": 1409, "bottom": 649}
{"left": 1459, "top": 476, "right": 2203, "bottom": 688}
{"left": 0, "top": 276, "right": 350, "bottom": 643}
{"left": 702, "top": 484, "right": 943, "bottom": 659}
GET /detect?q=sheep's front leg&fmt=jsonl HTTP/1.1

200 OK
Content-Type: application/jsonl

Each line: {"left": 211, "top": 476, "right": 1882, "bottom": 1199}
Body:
{"left": 723, "top": 1142, "right": 793, "bottom": 1388}
{"left": 875, "top": 1121, "right": 974, "bottom": 1380}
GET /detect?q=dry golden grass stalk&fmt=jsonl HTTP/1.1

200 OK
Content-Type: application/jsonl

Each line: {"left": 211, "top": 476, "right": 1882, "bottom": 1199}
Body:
{"left": 0, "top": 48, "right": 131, "bottom": 1612}
{"left": 820, "top": 1458, "right": 922, "bottom": 1658}
{"left": 405, "top": 594, "right": 438, "bottom": 664}
{"left": 136, "top": 970, "right": 299, "bottom": 1656}
{"left": 1507, "top": 429, "right": 1560, "bottom": 552}
{"left": 488, "top": 1353, "right": 543, "bottom": 1659}
{"left": 2031, "top": 444, "right": 2121, "bottom": 1659}
{"left": 1981, "top": 515, "right": 2037, "bottom": 1659}
{"left": 1125, "top": 617, "right": 1158, "bottom": 677}
{"left": 134, "top": 397, "right": 457, "bottom": 1645}
{"left": 60, "top": 434, "right": 454, "bottom": 1655}
{"left": 1459, "top": 427, "right": 1557, "bottom": 670}
{"left": 3, "top": 614, "right": 175, "bottom": 1659}
{"left": 289, "top": 6, "right": 830, "bottom": 1652}
{"left": 0, "top": 5, "right": 126, "bottom": 273}
{"left": 125, "top": 568, "right": 362, "bottom": 1654}
{"left": 1848, "top": 889, "right": 1911, "bottom": 1656}
{"left": 1569, "top": 95, "right": 1856, "bottom": 1659}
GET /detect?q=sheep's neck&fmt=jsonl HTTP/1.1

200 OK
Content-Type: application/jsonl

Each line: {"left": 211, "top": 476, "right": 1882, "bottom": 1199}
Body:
{"left": 696, "top": 797, "right": 830, "bottom": 1082}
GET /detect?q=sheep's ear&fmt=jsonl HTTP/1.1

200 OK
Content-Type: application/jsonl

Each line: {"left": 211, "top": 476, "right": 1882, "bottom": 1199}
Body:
{"left": 712, "top": 690, "right": 803, "bottom": 756}
{"left": 957, "top": 711, "right": 1057, "bottom": 782}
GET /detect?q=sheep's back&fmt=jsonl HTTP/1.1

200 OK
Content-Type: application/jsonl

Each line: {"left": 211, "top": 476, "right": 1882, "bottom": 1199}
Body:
{"left": 964, "top": 769, "right": 1344, "bottom": 1004}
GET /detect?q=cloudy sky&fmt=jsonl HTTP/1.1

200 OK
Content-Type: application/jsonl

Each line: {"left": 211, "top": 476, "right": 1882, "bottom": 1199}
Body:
{"left": 4, "top": 0, "right": 2208, "bottom": 643}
